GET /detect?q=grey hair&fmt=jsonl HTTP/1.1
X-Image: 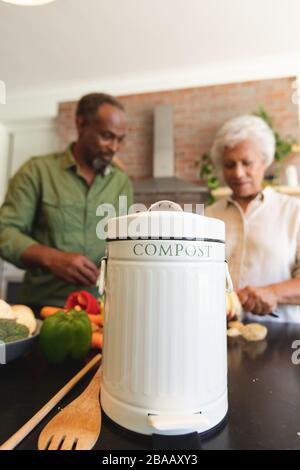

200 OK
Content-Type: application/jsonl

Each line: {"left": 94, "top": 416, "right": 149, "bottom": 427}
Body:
{"left": 210, "top": 115, "right": 275, "bottom": 169}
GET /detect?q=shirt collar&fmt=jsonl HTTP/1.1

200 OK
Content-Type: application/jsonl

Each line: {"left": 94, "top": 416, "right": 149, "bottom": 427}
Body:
{"left": 225, "top": 185, "right": 271, "bottom": 208}
{"left": 62, "top": 144, "right": 77, "bottom": 170}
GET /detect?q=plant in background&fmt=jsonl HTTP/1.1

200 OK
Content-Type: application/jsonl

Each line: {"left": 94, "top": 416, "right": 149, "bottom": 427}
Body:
{"left": 196, "top": 151, "right": 219, "bottom": 204}
{"left": 197, "top": 105, "right": 296, "bottom": 203}
{"left": 254, "top": 105, "right": 295, "bottom": 163}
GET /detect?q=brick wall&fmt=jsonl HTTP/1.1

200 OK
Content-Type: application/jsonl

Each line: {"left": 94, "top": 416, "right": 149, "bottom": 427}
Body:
{"left": 57, "top": 77, "right": 300, "bottom": 184}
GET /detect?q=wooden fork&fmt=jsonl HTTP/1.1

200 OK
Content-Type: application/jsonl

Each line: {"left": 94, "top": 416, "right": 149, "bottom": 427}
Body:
{"left": 38, "top": 367, "right": 102, "bottom": 450}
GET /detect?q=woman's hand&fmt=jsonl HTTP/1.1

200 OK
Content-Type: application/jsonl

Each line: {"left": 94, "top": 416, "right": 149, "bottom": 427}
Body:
{"left": 237, "top": 285, "right": 278, "bottom": 315}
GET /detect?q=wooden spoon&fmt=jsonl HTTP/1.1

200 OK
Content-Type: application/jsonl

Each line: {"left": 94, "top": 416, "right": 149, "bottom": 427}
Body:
{"left": 38, "top": 366, "right": 102, "bottom": 450}
{"left": 0, "top": 354, "right": 101, "bottom": 450}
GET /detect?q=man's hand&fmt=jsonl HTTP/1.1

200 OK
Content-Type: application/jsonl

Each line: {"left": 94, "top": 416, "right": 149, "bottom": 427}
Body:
{"left": 237, "top": 285, "right": 278, "bottom": 316}
{"left": 47, "top": 251, "right": 99, "bottom": 286}
{"left": 21, "top": 244, "right": 99, "bottom": 286}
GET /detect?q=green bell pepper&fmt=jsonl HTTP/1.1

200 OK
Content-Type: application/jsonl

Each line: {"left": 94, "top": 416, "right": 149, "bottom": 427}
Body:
{"left": 39, "top": 309, "right": 92, "bottom": 363}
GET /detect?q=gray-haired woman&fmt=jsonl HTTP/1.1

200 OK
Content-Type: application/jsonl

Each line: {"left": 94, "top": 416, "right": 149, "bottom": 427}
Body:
{"left": 206, "top": 115, "right": 300, "bottom": 323}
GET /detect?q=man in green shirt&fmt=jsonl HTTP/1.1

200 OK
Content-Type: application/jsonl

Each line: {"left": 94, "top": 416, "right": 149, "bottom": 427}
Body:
{"left": 0, "top": 93, "right": 133, "bottom": 309}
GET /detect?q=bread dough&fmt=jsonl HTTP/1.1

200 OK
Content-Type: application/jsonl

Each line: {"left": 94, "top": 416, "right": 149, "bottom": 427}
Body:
{"left": 240, "top": 323, "right": 268, "bottom": 342}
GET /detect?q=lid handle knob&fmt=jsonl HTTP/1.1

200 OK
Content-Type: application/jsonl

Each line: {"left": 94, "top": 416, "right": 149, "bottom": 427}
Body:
{"left": 148, "top": 200, "right": 183, "bottom": 212}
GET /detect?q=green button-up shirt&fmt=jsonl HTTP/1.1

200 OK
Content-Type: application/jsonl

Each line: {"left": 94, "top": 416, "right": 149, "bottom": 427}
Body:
{"left": 0, "top": 146, "right": 133, "bottom": 307}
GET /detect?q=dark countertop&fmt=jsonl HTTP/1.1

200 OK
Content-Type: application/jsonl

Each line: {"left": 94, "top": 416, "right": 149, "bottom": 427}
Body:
{"left": 1, "top": 322, "right": 300, "bottom": 450}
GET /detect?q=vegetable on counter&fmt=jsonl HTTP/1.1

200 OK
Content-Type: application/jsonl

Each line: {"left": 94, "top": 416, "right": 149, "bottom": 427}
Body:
{"left": 11, "top": 305, "right": 37, "bottom": 335}
{"left": 87, "top": 313, "right": 103, "bottom": 327}
{"left": 40, "top": 305, "right": 104, "bottom": 327}
{"left": 65, "top": 291, "right": 101, "bottom": 315}
{"left": 41, "top": 290, "right": 104, "bottom": 323}
{"left": 91, "top": 331, "right": 103, "bottom": 350}
{"left": 0, "top": 299, "right": 15, "bottom": 320}
{"left": 39, "top": 309, "right": 92, "bottom": 363}
{"left": 39, "top": 291, "right": 104, "bottom": 355}
{"left": 40, "top": 306, "right": 65, "bottom": 318}
{"left": 0, "top": 319, "right": 29, "bottom": 343}
{"left": 91, "top": 322, "right": 103, "bottom": 350}
{"left": 0, "top": 301, "right": 37, "bottom": 339}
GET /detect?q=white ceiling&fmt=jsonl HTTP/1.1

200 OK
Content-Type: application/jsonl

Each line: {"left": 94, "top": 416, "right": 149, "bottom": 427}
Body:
{"left": 1, "top": 0, "right": 300, "bottom": 114}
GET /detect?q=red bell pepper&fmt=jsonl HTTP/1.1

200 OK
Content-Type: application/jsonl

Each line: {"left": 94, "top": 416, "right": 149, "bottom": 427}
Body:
{"left": 65, "top": 290, "right": 100, "bottom": 315}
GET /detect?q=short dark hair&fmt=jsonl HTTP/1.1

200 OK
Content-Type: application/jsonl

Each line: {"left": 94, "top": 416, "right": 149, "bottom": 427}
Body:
{"left": 76, "top": 93, "right": 124, "bottom": 124}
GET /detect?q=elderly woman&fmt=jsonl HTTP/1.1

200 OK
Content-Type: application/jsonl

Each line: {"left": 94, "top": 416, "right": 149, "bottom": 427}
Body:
{"left": 206, "top": 115, "right": 300, "bottom": 323}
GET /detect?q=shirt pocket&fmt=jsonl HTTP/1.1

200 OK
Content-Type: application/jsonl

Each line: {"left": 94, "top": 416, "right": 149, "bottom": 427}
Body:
{"left": 40, "top": 198, "right": 63, "bottom": 230}
{"left": 39, "top": 198, "right": 84, "bottom": 250}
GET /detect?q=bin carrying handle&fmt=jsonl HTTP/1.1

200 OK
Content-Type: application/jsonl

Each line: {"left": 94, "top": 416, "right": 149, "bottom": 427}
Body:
{"left": 98, "top": 251, "right": 234, "bottom": 297}
{"left": 148, "top": 200, "right": 183, "bottom": 212}
{"left": 225, "top": 261, "right": 233, "bottom": 293}
{"left": 97, "top": 256, "right": 107, "bottom": 296}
